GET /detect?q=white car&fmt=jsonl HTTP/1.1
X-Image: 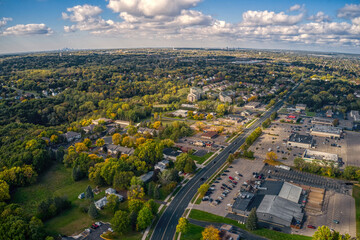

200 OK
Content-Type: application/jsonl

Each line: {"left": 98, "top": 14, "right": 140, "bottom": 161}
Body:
{"left": 227, "top": 203, "right": 233, "bottom": 207}
{"left": 235, "top": 176, "right": 240, "bottom": 180}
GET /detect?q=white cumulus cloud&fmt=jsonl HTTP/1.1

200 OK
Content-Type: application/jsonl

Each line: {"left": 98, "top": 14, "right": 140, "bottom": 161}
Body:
{"left": 107, "top": 0, "right": 202, "bottom": 17}
{"left": 308, "top": 12, "right": 331, "bottom": 22}
{"left": 241, "top": 10, "right": 305, "bottom": 26}
{"left": 1, "top": 23, "right": 53, "bottom": 36}
{"left": 337, "top": 4, "right": 360, "bottom": 19}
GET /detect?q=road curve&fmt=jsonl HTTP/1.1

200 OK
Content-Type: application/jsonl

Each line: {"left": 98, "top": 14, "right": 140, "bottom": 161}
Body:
{"left": 150, "top": 82, "right": 301, "bottom": 240}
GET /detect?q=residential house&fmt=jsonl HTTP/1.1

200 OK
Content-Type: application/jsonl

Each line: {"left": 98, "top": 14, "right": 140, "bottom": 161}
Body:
{"left": 81, "top": 124, "right": 96, "bottom": 134}
{"left": 154, "top": 160, "right": 169, "bottom": 172}
{"left": 105, "top": 144, "right": 135, "bottom": 156}
{"left": 95, "top": 197, "right": 108, "bottom": 210}
{"left": 140, "top": 171, "right": 154, "bottom": 183}
{"left": 163, "top": 148, "right": 182, "bottom": 161}
{"left": 63, "top": 131, "right": 81, "bottom": 142}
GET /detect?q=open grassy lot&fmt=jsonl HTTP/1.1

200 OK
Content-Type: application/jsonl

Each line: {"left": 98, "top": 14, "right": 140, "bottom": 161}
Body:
{"left": 12, "top": 163, "right": 113, "bottom": 236}
{"left": 180, "top": 223, "right": 204, "bottom": 240}
{"left": 189, "top": 210, "right": 311, "bottom": 240}
{"left": 353, "top": 184, "right": 360, "bottom": 236}
{"left": 189, "top": 152, "right": 214, "bottom": 164}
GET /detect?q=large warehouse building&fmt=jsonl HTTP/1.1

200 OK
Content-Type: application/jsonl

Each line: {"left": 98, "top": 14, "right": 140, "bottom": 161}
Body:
{"left": 231, "top": 181, "right": 304, "bottom": 233}
{"left": 287, "top": 133, "right": 313, "bottom": 148}
{"left": 310, "top": 125, "right": 342, "bottom": 138}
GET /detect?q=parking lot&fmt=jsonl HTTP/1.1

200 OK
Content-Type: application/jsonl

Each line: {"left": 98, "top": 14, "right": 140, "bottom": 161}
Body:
{"left": 259, "top": 165, "right": 352, "bottom": 195}
{"left": 193, "top": 158, "right": 264, "bottom": 217}
{"left": 344, "top": 130, "right": 360, "bottom": 167}
{"left": 248, "top": 118, "right": 353, "bottom": 168}
{"left": 296, "top": 191, "right": 356, "bottom": 237}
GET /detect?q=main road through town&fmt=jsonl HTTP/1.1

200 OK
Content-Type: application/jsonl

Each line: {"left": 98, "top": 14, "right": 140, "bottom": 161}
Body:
{"left": 150, "top": 81, "right": 302, "bottom": 240}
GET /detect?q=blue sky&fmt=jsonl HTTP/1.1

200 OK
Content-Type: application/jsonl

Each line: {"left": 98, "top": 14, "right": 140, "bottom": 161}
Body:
{"left": 0, "top": 0, "right": 360, "bottom": 54}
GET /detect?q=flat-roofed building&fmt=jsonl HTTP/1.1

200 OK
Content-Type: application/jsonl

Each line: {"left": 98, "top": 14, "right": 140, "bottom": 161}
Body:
{"left": 311, "top": 117, "right": 333, "bottom": 126}
{"left": 295, "top": 104, "right": 306, "bottom": 112}
{"left": 244, "top": 101, "right": 261, "bottom": 109}
{"left": 310, "top": 124, "right": 342, "bottom": 138}
{"left": 287, "top": 133, "right": 313, "bottom": 148}
{"left": 302, "top": 149, "right": 339, "bottom": 167}
{"left": 172, "top": 109, "right": 188, "bottom": 118}
{"left": 256, "top": 195, "right": 304, "bottom": 228}
{"left": 278, "top": 182, "right": 302, "bottom": 203}
{"left": 201, "top": 131, "right": 218, "bottom": 139}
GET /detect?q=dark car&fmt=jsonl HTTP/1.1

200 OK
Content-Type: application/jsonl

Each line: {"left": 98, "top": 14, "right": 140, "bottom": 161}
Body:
{"left": 200, "top": 177, "right": 205, "bottom": 181}
{"left": 222, "top": 173, "right": 227, "bottom": 176}
{"left": 229, "top": 166, "right": 233, "bottom": 168}
{"left": 224, "top": 170, "right": 230, "bottom": 172}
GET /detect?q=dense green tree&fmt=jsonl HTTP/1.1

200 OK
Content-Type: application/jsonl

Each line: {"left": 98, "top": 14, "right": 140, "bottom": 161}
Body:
{"left": 136, "top": 206, "right": 153, "bottom": 231}
{"left": 176, "top": 217, "right": 189, "bottom": 233}
{"left": 111, "top": 210, "right": 130, "bottom": 235}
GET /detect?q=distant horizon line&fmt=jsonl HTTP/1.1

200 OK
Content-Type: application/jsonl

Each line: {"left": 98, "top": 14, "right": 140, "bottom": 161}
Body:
{"left": 1, "top": 46, "right": 360, "bottom": 57}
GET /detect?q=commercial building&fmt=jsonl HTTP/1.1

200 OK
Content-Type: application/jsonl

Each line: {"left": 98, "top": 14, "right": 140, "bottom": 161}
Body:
{"left": 256, "top": 195, "right": 304, "bottom": 228}
{"left": 295, "top": 104, "right": 307, "bottom": 112}
{"left": 310, "top": 125, "right": 342, "bottom": 138}
{"left": 287, "top": 133, "right": 313, "bottom": 148}
{"left": 172, "top": 109, "right": 188, "bottom": 118}
{"left": 187, "top": 87, "right": 202, "bottom": 102}
{"left": 244, "top": 102, "right": 261, "bottom": 109}
{"left": 201, "top": 131, "right": 218, "bottom": 139}
{"left": 231, "top": 181, "right": 304, "bottom": 232}
{"left": 302, "top": 149, "right": 339, "bottom": 167}
{"left": 311, "top": 117, "right": 333, "bottom": 126}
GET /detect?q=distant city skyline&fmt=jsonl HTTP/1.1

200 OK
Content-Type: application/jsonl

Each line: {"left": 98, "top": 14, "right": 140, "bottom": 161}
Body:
{"left": 1, "top": 0, "right": 360, "bottom": 54}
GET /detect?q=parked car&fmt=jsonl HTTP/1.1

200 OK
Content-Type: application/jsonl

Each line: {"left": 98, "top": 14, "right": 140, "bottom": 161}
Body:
{"left": 202, "top": 196, "right": 210, "bottom": 201}
{"left": 333, "top": 220, "right": 339, "bottom": 224}
{"left": 235, "top": 176, "right": 240, "bottom": 180}
{"left": 227, "top": 203, "right": 233, "bottom": 207}
{"left": 224, "top": 170, "right": 230, "bottom": 172}
{"left": 307, "top": 225, "right": 316, "bottom": 229}
{"left": 229, "top": 176, "right": 234, "bottom": 180}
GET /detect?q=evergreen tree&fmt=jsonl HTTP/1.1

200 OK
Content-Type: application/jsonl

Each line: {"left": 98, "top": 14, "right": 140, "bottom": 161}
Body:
{"left": 85, "top": 185, "right": 94, "bottom": 199}
{"left": 246, "top": 207, "right": 258, "bottom": 231}
{"left": 88, "top": 202, "right": 99, "bottom": 219}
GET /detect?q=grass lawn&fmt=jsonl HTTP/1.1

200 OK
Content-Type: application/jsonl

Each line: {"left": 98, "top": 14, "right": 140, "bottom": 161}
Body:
{"left": 180, "top": 223, "right": 204, "bottom": 240}
{"left": 305, "top": 111, "right": 316, "bottom": 117}
{"left": 189, "top": 152, "right": 214, "bottom": 164}
{"left": 353, "top": 184, "right": 360, "bottom": 236}
{"left": 12, "top": 163, "right": 113, "bottom": 236}
{"left": 189, "top": 210, "right": 311, "bottom": 240}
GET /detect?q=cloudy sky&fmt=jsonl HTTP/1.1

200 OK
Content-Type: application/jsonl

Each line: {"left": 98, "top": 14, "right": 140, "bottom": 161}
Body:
{"left": 1, "top": 0, "right": 360, "bottom": 54}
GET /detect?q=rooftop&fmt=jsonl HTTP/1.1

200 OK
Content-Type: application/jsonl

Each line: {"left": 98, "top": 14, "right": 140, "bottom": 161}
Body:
{"left": 278, "top": 182, "right": 302, "bottom": 203}
{"left": 311, "top": 125, "right": 342, "bottom": 135}
{"left": 303, "top": 149, "right": 338, "bottom": 162}
{"left": 257, "top": 195, "right": 304, "bottom": 225}
{"left": 163, "top": 148, "right": 182, "bottom": 157}
{"left": 288, "top": 133, "right": 313, "bottom": 144}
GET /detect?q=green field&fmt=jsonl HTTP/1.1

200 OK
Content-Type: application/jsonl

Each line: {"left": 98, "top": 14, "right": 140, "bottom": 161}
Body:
{"left": 305, "top": 111, "right": 316, "bottom": 117}
{"left": 353, "top": 184, "right": 360, "bottom": 236}
{"left": 189, "top": 210, "right": 311, "bottom": 240}
{"left": 189, "top": 152, "right": 214, "bottom": 164}
{"left": 12, "top": 163, "right": 114, "bottom": 236}
{"left": 180, "top": 223, "right": 204, "bottom": 240}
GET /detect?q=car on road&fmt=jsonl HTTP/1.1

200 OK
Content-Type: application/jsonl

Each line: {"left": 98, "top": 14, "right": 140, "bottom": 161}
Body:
{"left": 307, "top": 225, "right": 316, "bottom": 229}
{"left": 200, "top": 177, "right": 205, "bottom": 181}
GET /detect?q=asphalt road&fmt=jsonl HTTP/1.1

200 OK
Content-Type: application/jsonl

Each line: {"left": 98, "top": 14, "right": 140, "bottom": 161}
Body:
{"left": 150, "top": 82, "right": 301, "bottom": 240}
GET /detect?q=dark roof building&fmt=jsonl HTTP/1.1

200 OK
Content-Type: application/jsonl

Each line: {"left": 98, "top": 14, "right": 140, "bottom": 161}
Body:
{"left": 287, "top": 133, "right": 313, "bottom": 148}
{"left": 163, "top": 148, "right": 182, "bottom": 161}
{"left": 201, "top": 131, "right": 218, "bottom": 139}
